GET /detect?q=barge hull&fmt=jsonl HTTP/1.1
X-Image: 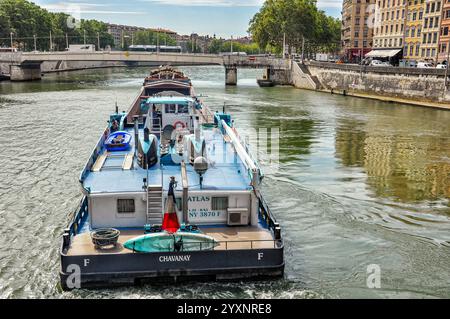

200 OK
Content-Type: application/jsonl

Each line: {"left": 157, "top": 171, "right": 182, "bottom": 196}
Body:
{"left": 60, "top": 247, "right": 284, "bottom": 290}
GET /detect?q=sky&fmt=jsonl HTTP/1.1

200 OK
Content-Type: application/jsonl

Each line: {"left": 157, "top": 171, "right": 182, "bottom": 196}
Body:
{"left": 33, "top": 0, "right": 342, "bottom": 38}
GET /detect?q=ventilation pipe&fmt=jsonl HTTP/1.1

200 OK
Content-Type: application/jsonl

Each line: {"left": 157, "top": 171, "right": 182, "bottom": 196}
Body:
{"left": 133, "top": 115, "right": 139, "bottom": 157}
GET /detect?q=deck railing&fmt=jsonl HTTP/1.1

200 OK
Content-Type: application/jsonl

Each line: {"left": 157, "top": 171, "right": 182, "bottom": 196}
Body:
{"left": 178, "top": 239, "right": 283, "bottom": 252}
{"left": 258, "top": 195, "right": 281, "bottom": 240}
{"left": 63, "top": 196, "right": 89, "bottom": 249}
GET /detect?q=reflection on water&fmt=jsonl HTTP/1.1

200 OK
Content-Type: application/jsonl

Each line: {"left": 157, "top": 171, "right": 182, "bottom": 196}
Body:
{"left": 0, "top": 66, "right": 449, "bottom": 299}
{"left": 335, "top": 107, "right": 450, "bottom": 202}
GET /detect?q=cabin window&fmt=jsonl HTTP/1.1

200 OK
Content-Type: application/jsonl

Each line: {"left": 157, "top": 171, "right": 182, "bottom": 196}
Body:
{"left": 178, "top": 104, "right": 189, "bottom": 114}
{"left": 165, "top": 104, "right": 176, "bottom": 113}
{"left": 117, "top": 199, "right": 135, "bottom": 214}
{"left": 212, "top": 197, "right": 228, "bottom": 210}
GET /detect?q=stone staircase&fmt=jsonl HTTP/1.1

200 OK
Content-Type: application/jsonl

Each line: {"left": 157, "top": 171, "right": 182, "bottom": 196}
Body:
{"left": 292, "top": 61, "right": 322, "bottom": 90}
{"left": 147, "top": 186, "right": 163, "bottom": 224}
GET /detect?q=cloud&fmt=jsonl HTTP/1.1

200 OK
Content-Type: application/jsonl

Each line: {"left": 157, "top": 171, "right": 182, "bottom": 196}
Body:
{"left": 140, "top": 0, "right": 342, "bottom": 8}
{"left": 139, "top": 0, "right": 264, "bottom": 6}
{"left": 40, "top": 2, "right": 145, "bottom": 15}
{"left": 317, "top": 0, "right": 343, "bottom": 9}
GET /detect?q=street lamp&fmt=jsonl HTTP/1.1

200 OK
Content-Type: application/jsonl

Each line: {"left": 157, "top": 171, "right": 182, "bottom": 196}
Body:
{"left": 231, "top": 35, "right": 234, "bottom": 54}
{"left": 157, "top": 29, "right": 160, "bottom": 54}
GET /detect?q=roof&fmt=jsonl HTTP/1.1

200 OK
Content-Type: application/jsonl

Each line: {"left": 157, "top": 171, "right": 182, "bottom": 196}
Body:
{"left": 365, "top": 49, "right": 402, "bottom": 58}
{"left": 145, "top": 96, "right": 194, "bottom": 105}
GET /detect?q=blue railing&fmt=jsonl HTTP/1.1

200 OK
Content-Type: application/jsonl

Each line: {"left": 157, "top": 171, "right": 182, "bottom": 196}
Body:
{"left": 258, "top": 196, "right": 281, "bottom": 240}
{"left": 63, "top": 196, "right": 89, "bottom": 249}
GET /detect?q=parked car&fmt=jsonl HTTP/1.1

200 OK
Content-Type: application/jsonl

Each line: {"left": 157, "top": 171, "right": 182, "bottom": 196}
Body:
{"left": 417, "top": 62, "right": 434, "bottom": 68}
{"left": 380, "top": 61, "right": 392, "bottom": 66}
{"left": 409, "top": 60, "right": 418, "bottom": 68}
{"left": 369, "top": 60, "right": 384, "bottom": 66}
{"left": 436, "top": 64, "right": 448, "bottom": 69}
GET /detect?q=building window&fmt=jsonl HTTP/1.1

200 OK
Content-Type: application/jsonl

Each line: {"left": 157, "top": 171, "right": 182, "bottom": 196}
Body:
{"left": 212, "top": 197, "right": 228, "bottom": 210}
{"left": 117, "top": 199, "right": 135, "bottom": 214}
{"left": 443, "top": 27, "right": 449, "bottom": 36}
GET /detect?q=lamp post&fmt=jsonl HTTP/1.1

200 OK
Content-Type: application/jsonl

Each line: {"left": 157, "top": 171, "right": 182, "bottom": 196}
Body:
{"left": 157, "top": 29, "right": 160, "bottom": 54}
{"left": 83, "top": 29, "right": 86, "bottom": 45}
{"left": 230, "top": 35, "right": 233, "bottom": 54}
{"left": 97, "top": 32, "right": 100, "bottom": 51}
{"left": 10, "top": 32, "right": 13, "bottom": 52}
{"left": 49, "top": 30, "right": 53, "bottom": 51}
{"left": 34, "top": 34, "right": 37, "bottom": 52}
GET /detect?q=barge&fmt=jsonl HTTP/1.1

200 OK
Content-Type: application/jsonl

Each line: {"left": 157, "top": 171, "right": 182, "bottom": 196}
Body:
{"left": 60, "top": 66, "right": 284, "bottom": 290}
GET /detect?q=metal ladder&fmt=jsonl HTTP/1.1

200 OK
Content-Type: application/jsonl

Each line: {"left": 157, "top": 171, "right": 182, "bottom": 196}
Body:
{"left": 151, "top": 117, "right": 162, "bottom": 135}
{"left": 147, "top": 185, "right": 163, "bottom": 224}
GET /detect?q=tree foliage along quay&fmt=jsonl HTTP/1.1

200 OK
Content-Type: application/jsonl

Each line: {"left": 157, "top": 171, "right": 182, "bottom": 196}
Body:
{"left": 0, "top": 0, "right": 114, "bottom": 51}
{"left": 248, "top": 0, "right": 341, "bottom": 55}
{"left": 132, "top": 30, "right": 176, "bottom": 47}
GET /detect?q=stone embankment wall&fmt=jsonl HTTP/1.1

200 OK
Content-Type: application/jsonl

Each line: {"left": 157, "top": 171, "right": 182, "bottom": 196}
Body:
{"left": 41, "top": 61, "right": 135, "bottom": 72}
{"left": 292, "top": 61, "right": 450, "bottom": 106}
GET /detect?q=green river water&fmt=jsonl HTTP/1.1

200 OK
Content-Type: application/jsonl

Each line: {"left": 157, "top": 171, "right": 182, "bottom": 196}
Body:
{"left": 0, "top": 66, "right": 449, "bottom": 298}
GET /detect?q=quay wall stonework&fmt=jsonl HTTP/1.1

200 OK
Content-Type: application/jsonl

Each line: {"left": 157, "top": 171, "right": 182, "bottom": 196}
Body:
{"left": 296, "top": 62, "right": 450, "bottom": 105}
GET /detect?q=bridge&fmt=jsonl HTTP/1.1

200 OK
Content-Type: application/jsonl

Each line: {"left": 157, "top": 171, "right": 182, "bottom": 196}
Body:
{"left": 0, "top": 51, "right": 290, "bottom": 84}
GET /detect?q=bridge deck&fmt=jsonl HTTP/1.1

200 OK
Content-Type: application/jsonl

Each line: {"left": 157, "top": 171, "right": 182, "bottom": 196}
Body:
{"left": 0, "top": 51, "right": 291, "bottom": 69}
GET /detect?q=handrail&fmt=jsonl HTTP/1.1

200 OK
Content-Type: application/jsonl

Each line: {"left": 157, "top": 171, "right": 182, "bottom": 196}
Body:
{"left": 180, "top": 239, "right": 283, "bottom": 251}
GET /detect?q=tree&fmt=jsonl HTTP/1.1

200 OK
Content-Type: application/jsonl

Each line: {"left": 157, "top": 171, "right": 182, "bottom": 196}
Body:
{"left": 133, "top": 30, "right": 176, "bottom": 46}
{"left": 0, "top": 0, "right": 114, "bottom": 50}
{"left": 248, "top": 0, "right": 341, "bottom": 55}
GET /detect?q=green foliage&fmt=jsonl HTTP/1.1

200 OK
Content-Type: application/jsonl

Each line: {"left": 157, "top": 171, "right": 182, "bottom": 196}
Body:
{"left": 133, "top": 30, "right": 176, "bottom": 46}
{"left": 248, "top": 0, "right": 341, "bottom": 54}
{"left": 186, "top": 40, "right": 202, "bottom": 53}
{"left": 206, "top": 39, "right": 261, "bottom": 54}
{"left": 0, "top": 0, "right": 114, "bottom": 50}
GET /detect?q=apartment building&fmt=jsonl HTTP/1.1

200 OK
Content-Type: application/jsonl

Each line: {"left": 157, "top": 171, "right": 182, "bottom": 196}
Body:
{"left": 420, "top": 0, "right": 443, "bottom": 61}
{"left": 438, "top": 0, "right": 450, "bottom": 62}
{"left": 404, "top": 0, "right": 425, "bottom": 60}
{"left": 373, "top": 0, "right": 407, "bottom": 49}
{"left": 106, "top": 23, "right": 177, "bottom": 48}
{"left": 341, "top": 0, "right": 375, "bottom": 62}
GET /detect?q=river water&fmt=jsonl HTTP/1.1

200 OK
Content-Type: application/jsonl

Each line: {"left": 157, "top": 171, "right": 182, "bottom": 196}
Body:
{"left": 0, "top": 66, "right": 449, "bottom": 299}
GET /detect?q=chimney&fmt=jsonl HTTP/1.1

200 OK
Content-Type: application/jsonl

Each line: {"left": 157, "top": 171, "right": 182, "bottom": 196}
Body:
{"left": 144, "top": 127, "right": 150, "bottom": 142}
{"left": 133, "top": 116, "right": 139, "bottom": 156}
